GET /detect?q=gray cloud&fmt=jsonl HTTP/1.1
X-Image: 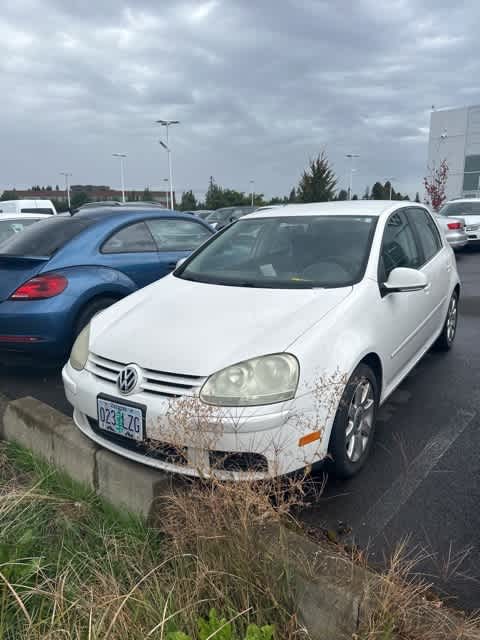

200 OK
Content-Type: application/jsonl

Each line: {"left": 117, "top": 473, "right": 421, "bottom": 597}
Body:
{"left": 0, "top": 0, "right": 478, "bottom": 199}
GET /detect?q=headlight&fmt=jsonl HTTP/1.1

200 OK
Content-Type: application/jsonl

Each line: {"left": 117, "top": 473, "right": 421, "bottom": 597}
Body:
{"left": 200, "top": 353, "right": 299, "bottom": 407}
{"left": 69, "top": 323, "right": 90, "bottom": 371}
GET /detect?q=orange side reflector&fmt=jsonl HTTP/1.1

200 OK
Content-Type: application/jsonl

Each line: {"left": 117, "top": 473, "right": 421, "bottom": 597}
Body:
{"left": 298, "top": 431, "right": 321, "bottom": 447}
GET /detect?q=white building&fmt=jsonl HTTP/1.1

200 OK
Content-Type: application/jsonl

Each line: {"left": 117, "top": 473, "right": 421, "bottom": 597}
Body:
{"left": 428, "top": 104, "right": 480, "bottom": 200}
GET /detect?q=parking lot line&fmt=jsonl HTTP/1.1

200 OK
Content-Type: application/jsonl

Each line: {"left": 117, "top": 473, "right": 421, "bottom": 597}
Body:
{"left": 360, "top": 407, "right": 477, "bottom": 541}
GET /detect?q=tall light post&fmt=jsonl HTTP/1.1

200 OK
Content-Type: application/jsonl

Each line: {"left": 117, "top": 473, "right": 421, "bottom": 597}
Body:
{"left": 345, "top": 153, "right": 360, "bottom": 200}
{"left": 249, "top": 180, "right": 255, "bottom": 207}
{"left": 156, "top": 119, "right": 179, "bottom": 210}
{"left": 162, "top": 178, "right": 170, "bottom": 208}
{"left": 60, "top": 172, "right": 72, "bottom": 210}
{"left": 112, "top": 153, "right": 127, "bottom": 203}
{"left": 385, "top": 177, "right": 396, "bottom": 200}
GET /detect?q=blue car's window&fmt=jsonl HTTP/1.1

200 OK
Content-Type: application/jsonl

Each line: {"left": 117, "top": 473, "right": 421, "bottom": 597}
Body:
{"left": 0, "top": 217, "right": 93, "bottom": 257}
{"left": 146, "top": 219, "right": 211, "bottom": 251}
{"left": 101, "top": 221, "right": 157, "bottom": 254}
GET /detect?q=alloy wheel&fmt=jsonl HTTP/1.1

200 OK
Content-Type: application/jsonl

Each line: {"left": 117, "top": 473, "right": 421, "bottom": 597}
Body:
{"left": 345, "top": 378, "right": 375, "bottom": 463}
{"left": 446, "top": 295, "right": 458, "bottom": 344}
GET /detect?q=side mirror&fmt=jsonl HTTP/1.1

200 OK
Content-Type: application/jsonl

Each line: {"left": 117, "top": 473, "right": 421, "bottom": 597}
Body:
{"left": 381, "top": 267, "right": 428, "bottom": 295}
{"left": 175, "top": 257, "right": 187, "bottom": 270}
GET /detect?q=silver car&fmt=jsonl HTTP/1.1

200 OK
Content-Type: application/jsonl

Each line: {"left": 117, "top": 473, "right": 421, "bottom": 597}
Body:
{"left": 435, "top": 213, "right": 468, "bottom": 250}
{"left": 439, "top": 199, "right": 480, "bottom": 245}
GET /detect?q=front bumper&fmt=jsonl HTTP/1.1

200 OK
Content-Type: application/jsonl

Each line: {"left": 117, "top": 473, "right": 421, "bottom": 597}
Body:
{"left": 62, "top": 362, "right": 328, "bottom": 480}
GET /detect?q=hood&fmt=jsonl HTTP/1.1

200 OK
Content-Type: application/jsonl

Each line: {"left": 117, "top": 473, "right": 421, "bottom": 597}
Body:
{"left": 90, "top": 274, "right": 352, "bottom": 376}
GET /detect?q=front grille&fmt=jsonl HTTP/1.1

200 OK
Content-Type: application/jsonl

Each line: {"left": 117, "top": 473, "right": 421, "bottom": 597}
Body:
{"left": 87, "top": 353, "right": 206, "bottom": 399}
{"left": 88, "top": 417, "right": 188, "bottom": 466}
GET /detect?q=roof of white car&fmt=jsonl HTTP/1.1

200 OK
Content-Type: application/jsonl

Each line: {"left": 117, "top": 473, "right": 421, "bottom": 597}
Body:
{"left": 247, "top": 200, "right": 419, "bottom": 219}
{"left": 445, "top": 198, "right": 480, "bottom": 203}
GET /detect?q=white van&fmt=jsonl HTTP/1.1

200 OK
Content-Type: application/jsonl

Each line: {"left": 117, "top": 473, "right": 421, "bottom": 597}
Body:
{"left": 0, "top": 199, "right": 58, "bottom": 215}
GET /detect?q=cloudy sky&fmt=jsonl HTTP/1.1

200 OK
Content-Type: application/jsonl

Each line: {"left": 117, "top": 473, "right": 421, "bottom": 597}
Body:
{"left": 1, "top": 0, "right": 478, "bottom": 200}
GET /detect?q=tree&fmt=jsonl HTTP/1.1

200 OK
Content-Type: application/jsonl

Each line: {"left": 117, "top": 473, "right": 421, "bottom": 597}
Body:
{"left": 142, "top": 188, "right": 153, "bottom": 202}
{"left": 0, "top": 190, "right": 18, "bottom": 201}
{"left": 362, "top": 186, "right": 370, "bottom": 200}
{"left": 288, "top": 187, "right": 297, "bottom": 203}
{"left": 423, "top": 159, "right": 449, "bottom": 211}
{"left": 415, "top": 192, "right": 421, "bottom": 203}
{"left": 371, "top": 182, "right": 386, "bottom": 200}
{"left": 179, "top": 190, "right": 197, "bottom": 211}
{"left": 352, "top": 194, "right": 358, "bottom": 200}
{"left": 337, "top": 189, "right": 348, "bottom": 201}
{"left": 55, "top": 184, "right": 60, "bottom": 191}
{"left": 297, "top": 152, "right": 337, "bottom": 203}
{"left": 70, "top": 191, "right": 89, "bottom": 209}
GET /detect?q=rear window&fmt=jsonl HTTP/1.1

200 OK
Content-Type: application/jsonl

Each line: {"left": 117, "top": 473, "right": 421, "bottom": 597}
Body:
{"left": 0, "top": 217, "right": 92, "bottom": 257}
{"left": 439, "top": 201, "right": 480, "bottom": 216}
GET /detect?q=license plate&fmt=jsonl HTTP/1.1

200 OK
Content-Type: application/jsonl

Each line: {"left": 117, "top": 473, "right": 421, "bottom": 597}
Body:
{"left": 97, "top": 397, "right": 145, "bottom": 442}
{"left": 466, "top": 225, "right": 479, "bottom": 232}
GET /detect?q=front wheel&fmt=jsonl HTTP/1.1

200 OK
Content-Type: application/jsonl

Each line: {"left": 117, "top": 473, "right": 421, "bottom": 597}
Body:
{"left": 328, "top": 364, "right": 379, "bottom": 478}
{"left": 434, "top": 291, "right": 458, "bottom": 351}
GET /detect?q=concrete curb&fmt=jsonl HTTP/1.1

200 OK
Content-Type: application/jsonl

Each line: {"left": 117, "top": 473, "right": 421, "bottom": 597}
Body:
{"left": 0, "top": 394, "right": 466, "bottom": 640}
{"left": 0, "top": 395, "right": 179, "bottom": 519}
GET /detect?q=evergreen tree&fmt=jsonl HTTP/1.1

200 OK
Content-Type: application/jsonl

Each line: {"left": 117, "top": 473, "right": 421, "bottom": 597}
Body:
{"left": 337, "top": 189, "right": 348, "bottom": 201}
{"left": 371, "top": 182, "right": 386, "bottom": 200}
{"left": 297, "top": 152, "right": 337, "bottom": 203}
{"left": 415, "top": 192, "right": 421, "bottom": 203}
{"left": 179, "top": 190, "right": 197, "bottom": 211}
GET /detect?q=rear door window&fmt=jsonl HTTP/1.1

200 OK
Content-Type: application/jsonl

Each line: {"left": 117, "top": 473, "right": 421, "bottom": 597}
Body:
{"left": 0, "top": 217, "right": 92, "bottom": 256}
{"left": 145, "top": 218, "right": 212, "bottom": 251}
{"left": 101, "top": 222, "right": 157, "bottom": 254}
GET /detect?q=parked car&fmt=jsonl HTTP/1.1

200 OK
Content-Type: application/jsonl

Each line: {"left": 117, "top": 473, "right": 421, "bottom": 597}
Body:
{"left": 206, "top": 206, "right": 256, "bottom": 231}
{"left": 63, "top": 201, "right": 459, "bottom": 480}
{"left": 0, "top": 213, "right": 51, "bottom": 246}
{"left": 0, "top": 208, "right": 213, "bottom": 362}
{"left": 73, "top": 201, "right": 122, "bottom": 214}
{"left": 0, "top": 199, "right": 58, "bottom": 215}
{"left": 435, "top": 213, "right": 468, "bottom": 250}
{"left": 439, "top": 198, "right": 480, "bottom": 243}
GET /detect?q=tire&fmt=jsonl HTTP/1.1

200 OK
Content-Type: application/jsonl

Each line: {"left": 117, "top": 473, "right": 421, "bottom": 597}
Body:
{"left": 327, "top": 363, "right": 379, "bottom": 478}
{"left": 434, "top": 291, "right": 459, "bottom": 351}
{"left": 74, "top": 297, "right": 119, "bottom": 338}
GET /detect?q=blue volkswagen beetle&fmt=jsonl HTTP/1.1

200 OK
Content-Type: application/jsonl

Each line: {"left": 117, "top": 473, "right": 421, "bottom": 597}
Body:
{"left": 0, "top": 207, "right": 213, "bottom": 362}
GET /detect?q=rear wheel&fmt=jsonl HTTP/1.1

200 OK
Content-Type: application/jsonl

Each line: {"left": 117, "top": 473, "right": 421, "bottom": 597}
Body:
{"left": 328, "top": 364, "right": 379, "bottom": 478}
{"left": 434, "top": 291, "right": 458, "bottom": 351}
{"left": 74, "top": 297, "right": 119, "bottom": 338}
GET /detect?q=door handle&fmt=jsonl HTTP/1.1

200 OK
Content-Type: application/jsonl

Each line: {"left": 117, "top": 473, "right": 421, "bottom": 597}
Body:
{"left": 424, "top": 283, "right": 432, "bottom": 293}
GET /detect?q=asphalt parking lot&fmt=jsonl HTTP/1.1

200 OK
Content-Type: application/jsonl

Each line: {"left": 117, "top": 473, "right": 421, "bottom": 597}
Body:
{"left": 1, "top": 249, "right": 479, "bottom": 610}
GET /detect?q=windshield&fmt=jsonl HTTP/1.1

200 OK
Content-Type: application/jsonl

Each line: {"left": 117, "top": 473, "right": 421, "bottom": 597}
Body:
{"left": 0, "top": 217, "right": 93, "bottom": 257}
{"left": 439, "top": 202, "right": 480, "bottom": 216}
{"left": 177, "top": 215, "right": 378, "bottom": 289}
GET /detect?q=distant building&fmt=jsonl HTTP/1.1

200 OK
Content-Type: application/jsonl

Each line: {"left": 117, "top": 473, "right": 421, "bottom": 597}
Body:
{"left": 7, "top": 185, "right": 171, "bottom": 207}
{"left": 428, "top": 105, "right": 480, "bottom": 200}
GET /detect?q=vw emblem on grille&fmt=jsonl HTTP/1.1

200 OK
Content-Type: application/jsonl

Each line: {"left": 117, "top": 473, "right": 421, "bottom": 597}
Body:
{"left": 117, "top": 365, "right": 139, "bottom": 395}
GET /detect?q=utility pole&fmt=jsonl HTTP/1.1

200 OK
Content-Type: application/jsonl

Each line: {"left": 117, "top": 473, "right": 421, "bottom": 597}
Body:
{"left": 60, "top": 172, "right": 72, "bottom": 210}
{"left": 345, "top": 154, "right": 360, "bottom": 200}
{"left": 156, "top": 119, "right": 179, "bottom": 210}
{"left": 112, "top": 153, "right": 127, "bottom": 203}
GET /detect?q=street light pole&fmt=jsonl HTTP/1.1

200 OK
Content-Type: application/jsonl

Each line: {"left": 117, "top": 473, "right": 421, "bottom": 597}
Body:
{"left": 250, "top": 180, "right": 255, "bottom": 207}
{"left": 345, "top": 154, "right": 360, "bottom": 200}
{"left": 385, "top": 177, "right": 396, "bottom": 200}
{"left": 162, "top": 178, "right": 170, "bottom": 208}
{"left": 60, "top": 172, "right": 72, "bottom": 210}
{"left": 156, "top": 120, "right": 179, "bottom": 210}
{"left": 112, "top": 154, "right": 127, "bottom": 203}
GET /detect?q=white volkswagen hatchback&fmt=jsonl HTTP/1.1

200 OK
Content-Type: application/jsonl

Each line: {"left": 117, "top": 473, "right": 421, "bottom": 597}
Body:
{"left": 63, "top": 202, "right": 460, "bottom": 480}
